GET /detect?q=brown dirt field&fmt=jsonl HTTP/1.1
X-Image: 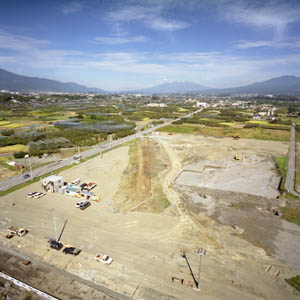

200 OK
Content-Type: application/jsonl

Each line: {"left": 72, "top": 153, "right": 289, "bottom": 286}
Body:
{"left": 1, "top": 133, "right": 300, "bottom": 300}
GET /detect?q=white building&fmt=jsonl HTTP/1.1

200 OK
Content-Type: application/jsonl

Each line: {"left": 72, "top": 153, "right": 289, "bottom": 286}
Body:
{"left": 42, "top": 175, "right": 64, "bottom": 193}
{"left": 146, "top": 103, "right": 167, "bottom": 107}
{"left": 195, "top": 102, "right": 208, "bottom": 108}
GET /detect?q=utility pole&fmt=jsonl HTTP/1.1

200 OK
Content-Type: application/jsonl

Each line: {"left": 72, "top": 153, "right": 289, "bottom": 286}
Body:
{"left": 78, "top": 145, "right": 81, "bottom": 162}
{"left": 53, "top": 211, "right": 58, "bottom": 242}
{"left": 25, "top": 154, "right": 33, "bottom": 178}
{"left": 195, "top": 248, "right": 206, "bottom": 291}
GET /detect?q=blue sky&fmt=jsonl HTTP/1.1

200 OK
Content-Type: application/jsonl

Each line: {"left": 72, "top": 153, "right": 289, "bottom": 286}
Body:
{"left": 1, "top": 0, "right": 300, "bottom": 91}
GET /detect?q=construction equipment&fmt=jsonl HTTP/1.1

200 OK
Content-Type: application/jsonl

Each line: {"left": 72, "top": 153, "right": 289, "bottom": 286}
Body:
{"left": 234, "top": 153, "right": 242, "bottom": 161}
{"left": 8, "top": 226, "right": 27, "bottom": 237}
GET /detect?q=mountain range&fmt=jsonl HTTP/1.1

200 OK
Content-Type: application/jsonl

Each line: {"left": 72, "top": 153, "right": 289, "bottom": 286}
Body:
{"left": 127, "top": 81, "right": 208, "bottom": 94}
{"left": 207, "top": 75, "right": 300, "bottom": 95}
{"left": 0, "top": 68, "right": 106, "bottom": 93}
{"left": 130, "top": 76, "right": 300, "bottom": 95}
{"left": 0, "top": 67, "right": 300, "bottom": 95}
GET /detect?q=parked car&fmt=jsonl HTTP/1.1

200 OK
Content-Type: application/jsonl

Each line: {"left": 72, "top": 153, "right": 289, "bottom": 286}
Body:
{"left": 80, "top": 183, "right": 87, "bottom": 190}
{"left": 75, "top": 201, "right": 85, "bottom": 208}
{"left": 87, "top": 182, "right": 97, "bottom": 191}
{"left": 48, "top": 239, "right": 63, "bottom": 250}
{"left": 27, "top": 192, "right": 37, "bottom": 198}
{"left": 23, "top": 174, "right": 30, "bottom": 179}
{"left": 95, "top": 254, "right": 113, "bottom": 264}
{"left": 79, "top": 201, "right": 91, "bottom": 210}
{"left": 72, "top": 178, "right": 81, "bottom": 185}
{"left": 34, "top": 192, "right": 45, "bottom": 199}
{"left": 63, "top": 247, "right": 81, "bottom": 256}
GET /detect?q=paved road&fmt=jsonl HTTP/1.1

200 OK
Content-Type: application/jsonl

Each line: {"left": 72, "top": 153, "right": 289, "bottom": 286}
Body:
{"left": 0, "top": 110, "right": 200, "bottom": 192}
{"left": 285, "top": 122, "right": 300, "bottom": 197}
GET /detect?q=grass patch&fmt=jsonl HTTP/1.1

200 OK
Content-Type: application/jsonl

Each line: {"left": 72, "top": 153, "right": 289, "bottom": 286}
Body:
{"left": 219, "top": 122, "right": 235, "bottom": 126}
{"left": 178, "top": 108, "right": 188, "bottom": 112}
{"left": 157, "top": 124, "right": 200, "bottom": 134}
{"left": 0, "top": 121, "right": 12, "bottom": 126}
{"left": 295, "top": 171, "right": 300, "bottom": 191}
{"left": 286, "top": 275, "right": 300, "bottom": 292}
{"left": 280, "top": 205, "right": 300, "bottom": 226}
{"left": 2, "top": 123, "right": 26, "bottom": 128}
{"left": 275, "top": 156, "right": 299, "bottom": 200}
{"left": 276, "top": 157, "right": 287, "bottom": 189}
{"left": 0, "top": 144, "right": 28, "bottom": 154}
{"left": 159, "top": 197, "right": 170, "bottom": 209}
{"left": 248, "top": 120, "right": 268, "bottom": 124}
{"left": 0, "top": 160, "right": 18, "bottom": 171}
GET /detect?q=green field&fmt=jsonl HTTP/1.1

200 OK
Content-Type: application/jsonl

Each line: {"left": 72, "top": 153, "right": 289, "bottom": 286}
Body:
{"left": 286, "top": 276, "right": 300, "bottom": 292}
{"left": 275, "top": 156, "right": 287, "bottom": 188}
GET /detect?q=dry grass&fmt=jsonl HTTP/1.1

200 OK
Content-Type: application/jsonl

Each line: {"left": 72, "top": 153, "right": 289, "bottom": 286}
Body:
{"left": 1, "top": 123, "right": 26, "bottom": 128}
{"left": 158, "top": 124, "right": 291, "bottom": 141}
{"left": 0, "top": 144, "right": 28, "bottom": 154}
{"left": 0, "top": 121, "right": 12, "bottom": 126}
{"left": 114, "top": 138, "right": 170, "bottom": 213}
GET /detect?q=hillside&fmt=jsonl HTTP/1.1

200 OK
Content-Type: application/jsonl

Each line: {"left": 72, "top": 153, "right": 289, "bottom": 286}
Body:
{"left": 0, "top": 68, "right": 106, "bottom": 93}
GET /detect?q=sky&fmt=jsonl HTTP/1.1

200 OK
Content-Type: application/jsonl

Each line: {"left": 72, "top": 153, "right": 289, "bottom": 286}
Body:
{"left": 1, "top": 0, "right": 300, "bottom": 91}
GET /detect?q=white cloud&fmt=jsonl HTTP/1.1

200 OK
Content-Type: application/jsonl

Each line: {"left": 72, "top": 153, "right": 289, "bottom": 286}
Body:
{"left": 0, "top": 30, "right": 48, "bottom": 51}
{"left": 107, "top": 5, "right": 189, "bottom": 32}
{"left": 82, "top": 51, "right": 300, "bottom": 88}
{"left": 2, "top": 30, "right": 300, "bottom": 89}
{"left": 108, "top": 6, "right": 151, "bottom": 22}
{"left": 148, "top": 18, "right": 189, "bottom": 31}
{"left": 225, "top": 3, "right": 300, "bottom": 39}
{"left": 0, "top": 56, "right": 16, "bottom": 63}
{"left": 236, "top": 39, "right": 300, "bottom": 49}
{"left": 93, "top": 35, "right": 146, "bottom": 45}
{"left": 59, "top": 1, "right": 84, "bottom": 15}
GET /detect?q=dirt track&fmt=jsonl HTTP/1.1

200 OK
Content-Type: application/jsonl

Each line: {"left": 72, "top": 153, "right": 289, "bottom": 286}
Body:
{"left": 0, "top": 133, "right": 300, "bottom": 300}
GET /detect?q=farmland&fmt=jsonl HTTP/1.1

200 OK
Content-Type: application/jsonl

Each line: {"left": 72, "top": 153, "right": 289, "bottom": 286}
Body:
{"left": 158, "top": 106, "right": 300, "bottom": 142}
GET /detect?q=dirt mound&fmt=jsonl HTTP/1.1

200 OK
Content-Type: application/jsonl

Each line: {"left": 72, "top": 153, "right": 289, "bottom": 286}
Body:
{"left": 114, "top": 138, "right": 170, "bottom": 213}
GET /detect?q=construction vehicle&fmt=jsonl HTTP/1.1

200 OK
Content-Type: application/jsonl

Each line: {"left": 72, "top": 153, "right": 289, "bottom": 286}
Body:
{"left": 8, "top": 226, "right": 27, "bottom": 237}
{"left": 234, "top": 153, "right": 242, "bottom": 161}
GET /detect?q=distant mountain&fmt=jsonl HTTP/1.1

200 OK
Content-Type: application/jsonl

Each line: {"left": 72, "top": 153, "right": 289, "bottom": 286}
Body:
{"left": 206, "top": 75, "right": 300, "bottom": 95}
{"left": 0, "top": 68, "right": 106, "bottom": 93}
{"left": 127, "top": 81, "right": 209, "bottom": 94}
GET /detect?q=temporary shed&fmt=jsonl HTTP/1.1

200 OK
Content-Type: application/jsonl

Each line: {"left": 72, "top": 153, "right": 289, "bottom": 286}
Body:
{"left": 42, "top": 175, "right": 64, "bottom": 192}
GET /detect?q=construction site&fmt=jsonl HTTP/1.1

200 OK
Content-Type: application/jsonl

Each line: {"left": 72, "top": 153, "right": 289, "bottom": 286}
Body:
{"left": 0, "top": 132, "right": 300, "bottom": 300}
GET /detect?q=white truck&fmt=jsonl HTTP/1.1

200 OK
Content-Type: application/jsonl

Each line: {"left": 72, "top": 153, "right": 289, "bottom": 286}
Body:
{"left": 95, "top": 254, "right": 113, "bottom": 264}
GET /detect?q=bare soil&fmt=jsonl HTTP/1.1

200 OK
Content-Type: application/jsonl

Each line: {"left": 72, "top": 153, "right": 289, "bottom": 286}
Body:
{"left": 0, "top": 133, "right": 299, "bottom": 300}
{"left": 0, "top": 248, "right": 116, "bottom": 300}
